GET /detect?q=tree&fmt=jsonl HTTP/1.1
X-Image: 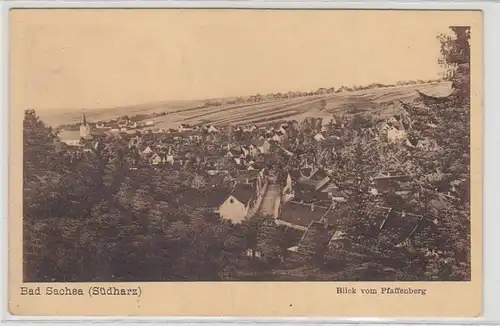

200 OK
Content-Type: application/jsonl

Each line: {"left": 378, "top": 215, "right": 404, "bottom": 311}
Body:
{"left": 437, "top": 26, "right": 470, "bottom": 102}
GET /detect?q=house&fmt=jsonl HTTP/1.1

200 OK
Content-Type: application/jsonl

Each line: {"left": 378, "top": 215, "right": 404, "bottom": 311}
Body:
{"left": 117, "top": 120, "right": 128, "bottom": 128}
{"left": 231, "top": 170, "right": 264, "bottom": 195}
{"left": 128, "top": 136, "right": 141, "bottom": 148}
{"left": 240, "top": 146, "right": 249, "bottom": 157}
{"left": 383, "top": 113, "right": 409, "bottom": 143}
{"left": 142, "top": 146, "right": 154, "bottom": 155}
{"left": 189, "top": 133, "right": 203, "bottom": 141}
{"left": 218, "top": 184, "right": 257, "bottom": 224}
{"left": 318, "top": 181, "right": 345, "bottom": 202}
{"left": 387, "top": 126, "right": 407, "bottom": 142}
{"left": 57, "top": 130, "right": 83, "bottom": 147}
{"left": 195, "top": 172, "right": 228, "bottom": 189}
{"left": 314, "top": 132, "right": 325, "bottom": 142}
{"left": 363, "top": 128, "right": 377, "bottom": 139}
{"left": 276, "top": 201, "right": 337, "bottom": 231}
{"left": 370, "top": 173, "right": 411, "bottom": 196}
{"left": 178, "top": 123, "right": 193, "bottom": 132}
{"left": 57, "top": 113, "right": 93, "bottom": 146}
{"left": 251, "top": 139, "right": 271, "bottom": 154}
{"left": 282, "top": 169, "right": 312, "bottom": 201}
{"left": 291, "top": 168, "right": 332, "bottom": 203}
{"left": 109, "top": 124, "right": 120, "bottom": 132}
{"left": 207, "top": 125, "right": 218, "bottom": 133}
{"left": 145, "top": 120, "right": 155, "bottom": 126}
{"left": 308, "top": 168, "right": 330, "bottom": 181}
{"left": 149, "top": 153, "right": 164, "bottom": 165}
{"left": 272, "top": 132, "right": 285, "bottom": 143}
{"left": 177, "top": 187, "right": 231, "bottom": 212}
{"left": 367, "top": 205, "right": 430, "bottom": 247}
{"left": 296, "top": 221, "right": 337, "bottom": 257}
{"left": 294, "top": 178, "right": 331, "bottom": 203}
{"left": 247, "top": 144, "right": 259, "bottom": 157}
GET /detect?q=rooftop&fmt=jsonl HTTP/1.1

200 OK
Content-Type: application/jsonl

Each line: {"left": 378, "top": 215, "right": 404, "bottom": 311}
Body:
{"left": 230, "top": 183, "right": 257, "bottom": 204}
{"left": 367, "top": 205, "right": 425, "bottom": 244}
{"left": 296, "top": 177, "right": 330, "bottom": 191}
{"left": 176, "top": 187, "right": 231, "bottom": 208}
{"left": 278, "top": 201, "right": 333, "bottom": 228}
{"left": 58, "top": 130, "right": 87, "bottom": 141}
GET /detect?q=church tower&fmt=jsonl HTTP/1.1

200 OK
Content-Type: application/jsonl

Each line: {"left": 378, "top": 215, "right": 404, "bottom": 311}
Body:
{"left": 80, "top": 112, "right": 91, "bottom": 139}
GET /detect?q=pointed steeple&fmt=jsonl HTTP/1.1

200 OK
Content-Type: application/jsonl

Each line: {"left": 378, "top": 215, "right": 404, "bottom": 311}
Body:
{"left": 81, "top": 112, "right": 87, "bottom": 126}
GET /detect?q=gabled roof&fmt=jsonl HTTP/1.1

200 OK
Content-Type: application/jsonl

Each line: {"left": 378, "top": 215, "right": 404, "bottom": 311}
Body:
{"left": 230, "top": 183, "right": 256, "bottom": 204}
{"left": 296, "top": 176, "right": 330, "bottom": 192}
{"left": 297, "top": 221, "right": 337, "bottom": 255}
{"left": 91, "top": 128, "right": 109, "bottom": 136}
{"left": 278, "top": 201, "right": 333, "bottom": 228}
{"left": 379, "top": 210, "right": 423, "bottom": 244}
{"left": 177, "top": 187, "right": 231, "bottom": 208}
{"left": 288, "top": 169, "right": 303, "bottom": 181}
{"left": 372, "top": 175, "right": 411, "bottom": 193}
{"left": 250, "top": 139, "right": 268, "bottom": 147}
{"left": 58, "top": 130, "right": 81, "bottom": 141}
{"left": 309, "top": 168, "right": 330, "bottom": 181}
{"left": 367, "top": 205, "right": 425, "bottom": 244}
{"left": 231, "top": 170, "right": 260, "bottom": 180}
{"left": 300, "top": 168, "right": 313, "bottom": 178}
{"left": 319, "top": 181, "right": 340, "bottom": 193}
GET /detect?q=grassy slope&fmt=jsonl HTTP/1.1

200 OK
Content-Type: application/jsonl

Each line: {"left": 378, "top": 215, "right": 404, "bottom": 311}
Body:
{"left": 37, "top": 82, "right": 452, "bottom": 128}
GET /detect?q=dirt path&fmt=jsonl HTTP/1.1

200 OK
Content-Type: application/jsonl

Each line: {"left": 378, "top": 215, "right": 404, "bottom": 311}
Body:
{"left": 258, "top": 183, "right": 281, "bottom": 218}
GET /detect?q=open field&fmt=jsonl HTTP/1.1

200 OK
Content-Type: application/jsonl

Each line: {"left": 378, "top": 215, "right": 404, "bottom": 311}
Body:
{"left": 37, "top": 82, "right": 452, "bottom": 128}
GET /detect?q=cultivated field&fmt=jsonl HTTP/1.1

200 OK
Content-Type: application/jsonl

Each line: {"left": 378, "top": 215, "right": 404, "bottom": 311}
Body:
{"left": 38, "top": 82, "right": 452, "bottom": 128}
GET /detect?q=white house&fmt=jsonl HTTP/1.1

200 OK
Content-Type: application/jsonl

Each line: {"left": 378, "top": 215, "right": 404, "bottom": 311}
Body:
{"left": 166, "top": 154, "right": 175, "bottom": 164}
{"left": 142, "top": 146, "right": 153, "bottom": 155}
{"left": 218, "top": 184, "right": 256, "bottom": 224}
{"left": 247, "top": 144, "right": 259, "bottom": 157}
{"left": 314, "top": 133, "right": 325, "bottom": 142}
{"left": 178, "top": 124, "right": 192, "bottom": 132}
{"left": 207, "top": 125, "right": 218, "bottom": 133}
{"left": 387, "top": 126, "right": 407, "bottom": 143}
{"left": 117, "top": 120, "right": 128, "bottom": 128}
{"left": 189, "top": 134, "right": 202, "bottom": 141}
{"left": 150, "top": 153, "right": 163, "bottom": 165}
{"left": 240, "top": 146, "right": 249, "bottom": 157}
{"left": 145, "top": 120, "right": 155, "bottom": 126}
{"left": 57, "top": 130, "right": 82, "bottom": 147}
{"left": 272, "top": 133, "right": 284, "bottom": 143}
{"left": 256, "top": 139, "right": 271, "bottom": 154}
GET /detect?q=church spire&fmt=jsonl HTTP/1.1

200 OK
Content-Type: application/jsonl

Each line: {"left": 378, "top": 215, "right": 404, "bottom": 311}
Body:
{"left": 81, "top": 112, "right": 87, "bottom": 126}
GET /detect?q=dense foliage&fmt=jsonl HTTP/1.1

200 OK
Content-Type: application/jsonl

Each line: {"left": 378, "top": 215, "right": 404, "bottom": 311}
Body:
{"left": 23, "top": 27, "right": 470, "bottom": 282}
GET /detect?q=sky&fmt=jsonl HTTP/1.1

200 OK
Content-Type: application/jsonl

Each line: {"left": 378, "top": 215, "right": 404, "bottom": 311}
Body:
{"left": 9, "top": 9, "right": 472, "bottom": 111}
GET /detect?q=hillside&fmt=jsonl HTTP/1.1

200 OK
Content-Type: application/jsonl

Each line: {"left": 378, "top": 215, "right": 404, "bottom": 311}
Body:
{"left": 37, "top": 82, "right": 452, "bottom": 128}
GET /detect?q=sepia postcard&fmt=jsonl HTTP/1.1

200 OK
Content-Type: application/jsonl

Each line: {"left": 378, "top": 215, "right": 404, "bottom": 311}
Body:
{"left": 8, "top": 8, "right": 482, "bottom": 317}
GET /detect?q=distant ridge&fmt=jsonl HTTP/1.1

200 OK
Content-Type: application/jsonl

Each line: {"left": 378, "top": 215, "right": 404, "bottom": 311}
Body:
{"left": 36, "top": 81, "right": 451, "bottom": 128}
